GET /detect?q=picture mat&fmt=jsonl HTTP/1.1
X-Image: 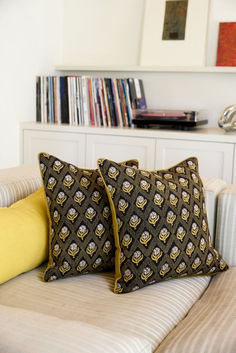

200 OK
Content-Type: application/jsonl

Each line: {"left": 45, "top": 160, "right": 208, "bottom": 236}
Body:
{"left": 140, "top": 0, "right": 210, "bottom": 66}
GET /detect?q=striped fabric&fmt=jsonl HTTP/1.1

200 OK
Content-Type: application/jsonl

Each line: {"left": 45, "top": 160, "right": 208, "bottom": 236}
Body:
{"left": 0, "top": 266, "right": 210, "bottom": 353}
{"left": 0, "top": 305, "right": 151, "bottom": 353}
{"left": 155, "top": 267, "right": 236, "bottom": 353}
{"left": 0, "top": 164, "right": 42, "bottom": 207}
{"left": 202, "top": 177, "right": 227, "bottom": 243}
{"left": 215, "top": 184, "right": 236, "bottom": 266}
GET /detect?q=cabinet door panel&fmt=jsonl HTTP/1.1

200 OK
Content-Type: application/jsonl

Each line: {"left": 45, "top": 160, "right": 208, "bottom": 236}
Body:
{"left": 23, "top": 131, "right": 86, "bottom": 166}
{"left": 156, "top": 139, "right": 234, "bottom": 183}
{"left": 86, "top": 134, "right": 156, "bottom": 169}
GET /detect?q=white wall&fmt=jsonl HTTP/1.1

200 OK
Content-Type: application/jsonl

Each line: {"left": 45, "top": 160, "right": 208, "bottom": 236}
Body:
{"left": 62, "top": 0, "right": 144, "bottom": 66}
{"left": 62, "top": 0, "right": 236, "bottom": 128}
{"left": 1, "top": 0, "right": 236, "bottom": 168}
{"left": 0, "top": 0, "right": 63, "bottom": 168}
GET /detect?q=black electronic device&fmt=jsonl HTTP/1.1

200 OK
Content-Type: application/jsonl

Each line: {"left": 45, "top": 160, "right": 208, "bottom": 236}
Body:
{"left": 132, "top": 109, "right": 208, "bottom": 130}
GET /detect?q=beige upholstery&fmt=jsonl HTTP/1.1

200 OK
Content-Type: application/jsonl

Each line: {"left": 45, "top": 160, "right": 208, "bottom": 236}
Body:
{"left": 202, "top": 177, "right": 227, "bottom": 242}
{"left": 155, "top": 267, "right": 236, "bottom": 353}
{"left": 0, "top": 266, "right": 210, "bottom": 353}
{"left": 215, "top": 184, "right": 236, "bottom": 266}
{"left": 0, "top": 165, "right": 233, "bottom": 353}
{"left": 0, "top": 164, "right": 41, "bottom": 207}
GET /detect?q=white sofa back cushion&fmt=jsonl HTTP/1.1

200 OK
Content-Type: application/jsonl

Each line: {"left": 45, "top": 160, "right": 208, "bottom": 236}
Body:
{"left": 0, "top": 164, "right": 42, "bottom": 207}
{"left": 215, "top": 184, "right": 236, "bottom": 266}
{"left": 202, "top": 178, "right": 227, "bottom": 242}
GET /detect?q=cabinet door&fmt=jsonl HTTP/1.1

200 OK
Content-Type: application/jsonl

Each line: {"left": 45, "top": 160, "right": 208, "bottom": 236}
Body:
{"left": 86, "top": 134, "right": 156, "bottom": 169}
{"left": 156, "top": 139, "right": 234, "bottom": 183}
{"left": 23, "top": 130, "right": 86, "bottom": 166}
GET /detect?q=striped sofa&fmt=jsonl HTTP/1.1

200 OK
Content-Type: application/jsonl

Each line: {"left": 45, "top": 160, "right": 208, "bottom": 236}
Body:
{"left": 0, "top": 164, "right": 235, "bottom": 353}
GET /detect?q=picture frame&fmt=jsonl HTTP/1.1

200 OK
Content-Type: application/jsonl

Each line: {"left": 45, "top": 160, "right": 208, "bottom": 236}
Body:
{"left": 140, "top": 0, "right": 210, "bottom": 67}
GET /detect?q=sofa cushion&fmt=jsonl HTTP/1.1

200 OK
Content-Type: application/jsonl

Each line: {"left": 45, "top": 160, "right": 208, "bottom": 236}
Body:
{"left": 97, "top": 157, "right": 228, "bottom": 293}
{"left": 39, "top": 153, "right": 138, "bottom": 281}
{"left": 0, "top": 187, "right": 48, "bottom": 284}
{"left": 0, "top": 304, "right": 151, "bottom": 353}
{"left": 201, "top": 177, "right": 227, "bottom": 243}
{"left": 0, "top": 266, "right": 210, "bottom": 353}
{"left": 215, "top": 184, "right": 236, "bottom": 266}
{"left": 0, "top": 164, "right": 42, "bottom": 207}
{"left": 155, "top": 267, "right": 236, "bottom": 353}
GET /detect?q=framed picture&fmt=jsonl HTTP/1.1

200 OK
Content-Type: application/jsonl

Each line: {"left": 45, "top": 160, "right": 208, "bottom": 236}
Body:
{"left": 140, "top": 0, "right": 210, "bottom": 66}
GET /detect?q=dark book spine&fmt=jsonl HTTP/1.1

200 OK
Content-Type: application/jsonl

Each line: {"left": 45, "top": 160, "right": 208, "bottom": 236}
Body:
{"left": 128, "top": 78, "right": 137, "bottom": 110}
{"left": 36, "top": 76, "right": 41, "bottom": 122}
{"left": 104, "top": 78, "right": 116, "bottom": 126}
{"left": 60, "top": 76, "right": 69, "bottom": 124}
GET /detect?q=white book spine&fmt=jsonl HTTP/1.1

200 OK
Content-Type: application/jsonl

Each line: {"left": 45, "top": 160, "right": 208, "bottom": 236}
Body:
{"left": 81, "top": 76, "right": 90, "bottom": 126}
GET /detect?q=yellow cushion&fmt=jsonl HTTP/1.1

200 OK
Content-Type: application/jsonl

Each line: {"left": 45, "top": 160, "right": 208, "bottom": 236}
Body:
{"left": 0, "top": 187, "right": 48, "bottom": 284}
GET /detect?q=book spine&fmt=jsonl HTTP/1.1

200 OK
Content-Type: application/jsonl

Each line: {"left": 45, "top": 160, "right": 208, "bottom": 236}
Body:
{"left": 91, "top": 77, "right": 98, "bottom": 126}
{"left": 53, "top": 77, "right": 58, "bottom": 124}
{"left": 67, "top": 77, "right": 72, "bottom": 125}
{"left": 103, "top": 79, "right": 111, "bottom": 127}
{"left": 56, "top": 76, "right": 61, "bottom": 124}
{"left": 117, "top": 78, "right": 129, "bottom": 127}
{"left": 36, "top": 76, "right": 41, "bottom": 122}
{"left": 44, "top": 77, "right": 49, "bottom": 123}
{"left": 60, "top": 76, "right": 69, "bottom": 124}
{"left": 87, "top": 77, "right": 95, "bottom": 126}
{"left": 81, "top": 76, "right": 90, "bottom": 126}
{"left": 128, "top": 78, "right": 137, "bottom": 110}
{"left": 98, "top": 78, "right": 107, "bottom": 126}
{"left": 122, "top": 79, "right": 133, "bottom": 127}
{"left": 72, "top": 76, "right": 78, "bottom": 125}
{"left": 75, "top": 77, "right": 81, "bottom": 125}
{"left": 104, "top": 78, "right": 116, "bottom": 126}
{"left": 135, "top": 78, "right": 147, "bottom": 109}
{"left": 112, "top": 78, "right": 123, "bottom": 127}
{"left": 78, "top": 77, "right": 84, "bottom": 125}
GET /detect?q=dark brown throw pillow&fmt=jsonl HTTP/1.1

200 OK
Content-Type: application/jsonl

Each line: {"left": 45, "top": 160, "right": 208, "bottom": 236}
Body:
{"left": 39, "top": 153, "right": 139, "bottom": 281}
{"left": 97, "top": 157, "right": 228, "bottom": 293}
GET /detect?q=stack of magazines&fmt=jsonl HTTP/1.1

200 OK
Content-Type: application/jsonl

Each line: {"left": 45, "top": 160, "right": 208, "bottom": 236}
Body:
{"left": 36, "top": 76, "right": 146, "bottom": 127}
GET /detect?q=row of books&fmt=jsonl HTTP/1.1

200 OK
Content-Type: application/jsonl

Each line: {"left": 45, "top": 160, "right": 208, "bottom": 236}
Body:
{"left": 36, "top": 76, "right": 147, "bottom": 127}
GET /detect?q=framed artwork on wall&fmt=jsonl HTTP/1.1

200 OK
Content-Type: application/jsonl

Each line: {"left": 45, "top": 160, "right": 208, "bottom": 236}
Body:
{"left": 140, "top": 0, "right": 210, "bottom": 66}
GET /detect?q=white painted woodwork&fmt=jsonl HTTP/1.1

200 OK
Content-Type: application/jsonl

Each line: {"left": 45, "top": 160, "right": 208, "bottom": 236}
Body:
{"left": 85, "top": 134, "right": 156, "bottom": 169}
{"left": 23, "top": 130, "right": 86, "bottom": 166}
{"left": 21, "top": 123, "right": 236, "bottom": 183}
{"left": 55, "top": 65, "right": 236, "bottom": 74}
{"left": 155, "top": 139, "right": 234, "bottom": 183}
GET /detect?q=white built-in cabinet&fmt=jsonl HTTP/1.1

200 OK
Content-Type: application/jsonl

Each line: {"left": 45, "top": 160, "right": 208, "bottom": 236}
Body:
{"left": 155, "top": 139, "right": 234, "bottom": 183}
{"left": 20, "top": 123, "right": 236, "bottom": 184}
{"left": 85, "top": 134, "right": 155, "bottom": 169}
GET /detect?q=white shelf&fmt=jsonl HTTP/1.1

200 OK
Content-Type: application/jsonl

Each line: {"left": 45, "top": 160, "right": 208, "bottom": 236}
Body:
{"left": 21, "top": 122, "right": 236, "bottom": 144}
{"left": 55, "top": 65, "right": 236, "bottom": 74}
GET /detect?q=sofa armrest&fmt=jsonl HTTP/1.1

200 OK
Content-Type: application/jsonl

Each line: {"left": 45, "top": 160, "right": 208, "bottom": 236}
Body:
{"left": 0, "top": 164, "right": 42, "bottom": 207}
{"left": 202, "top": 177, "right": 227, "bottom": 243}
{"left": 215, "top": 184, "right": 236, "bottom": 266}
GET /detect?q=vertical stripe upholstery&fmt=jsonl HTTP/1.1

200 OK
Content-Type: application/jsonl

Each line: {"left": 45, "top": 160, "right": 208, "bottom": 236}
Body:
{"left": 154, "top": 268, "right": 236, "bottom": 353}
{"left": 215, "top": 184, "right": 236, "bottom": 266}
{"left": 202, "top": 177, "right": 227, "bottom": 243}
{"left": 0, "top": 164, "right": 42, "bottom": 206}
